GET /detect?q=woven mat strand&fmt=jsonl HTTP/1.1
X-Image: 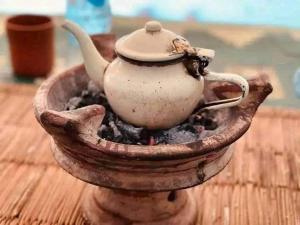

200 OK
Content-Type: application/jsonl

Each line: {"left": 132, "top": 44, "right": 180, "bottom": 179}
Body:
{"left": 0, "top": 83, "right": 299, "bottom": 225}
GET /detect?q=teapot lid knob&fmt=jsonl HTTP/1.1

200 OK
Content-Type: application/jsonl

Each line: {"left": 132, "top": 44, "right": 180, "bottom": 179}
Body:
{"left": 145, "top": 21, "right": 162, "bottom": 32}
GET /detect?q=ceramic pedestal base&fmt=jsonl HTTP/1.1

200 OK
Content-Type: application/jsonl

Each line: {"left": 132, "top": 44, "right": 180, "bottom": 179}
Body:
{"left": 34, "top": 66, "right": 272, "bottom": 225}
{"left": 83, "top": 187, "right": 198, "bottom": 225}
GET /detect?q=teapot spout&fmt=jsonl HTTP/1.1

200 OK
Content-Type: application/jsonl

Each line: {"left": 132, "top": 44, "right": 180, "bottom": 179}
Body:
{"left": 62, "top": 20, "right": 109, "bottom": 91}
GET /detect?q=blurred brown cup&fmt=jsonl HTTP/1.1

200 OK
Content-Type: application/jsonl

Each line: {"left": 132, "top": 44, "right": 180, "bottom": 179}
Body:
{"left": 6, "top": 14, "right": 54, "bottom": 78}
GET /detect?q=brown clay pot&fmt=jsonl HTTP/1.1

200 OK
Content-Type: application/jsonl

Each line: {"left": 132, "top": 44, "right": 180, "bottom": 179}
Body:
{"left": 34, "top": 64, "right": 272, "bottom": 225}
{"left": 6, "top": 14, "right": 54, "bottom": 78}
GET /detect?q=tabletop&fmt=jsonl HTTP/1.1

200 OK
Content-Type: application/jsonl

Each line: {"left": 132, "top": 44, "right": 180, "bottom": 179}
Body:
{"left": 0, "top": 81, "right": 299, "bottom": 225}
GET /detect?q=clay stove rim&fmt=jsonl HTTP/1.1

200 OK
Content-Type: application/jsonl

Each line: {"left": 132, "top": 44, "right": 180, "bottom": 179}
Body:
{"left": 34, "top": 64, "right": 271, "bottom": 161}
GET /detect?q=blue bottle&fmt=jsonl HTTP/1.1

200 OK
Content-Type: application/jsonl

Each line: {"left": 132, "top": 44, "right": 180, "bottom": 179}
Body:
{"left": 294, "top": 68, "right": 300, "bottom": 98}
{"left": 66, "top": 0, "right": 112, "bottom": 35}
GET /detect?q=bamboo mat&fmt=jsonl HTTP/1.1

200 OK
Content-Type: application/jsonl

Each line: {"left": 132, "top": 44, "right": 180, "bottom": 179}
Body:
{"left": 0, "top": 83, "right": 299, "bottom": 225}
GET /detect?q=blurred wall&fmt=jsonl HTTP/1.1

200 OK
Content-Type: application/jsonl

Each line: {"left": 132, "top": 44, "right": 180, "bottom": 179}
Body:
{"left": 0, "top": 0, "right": 299, "bottom": 28}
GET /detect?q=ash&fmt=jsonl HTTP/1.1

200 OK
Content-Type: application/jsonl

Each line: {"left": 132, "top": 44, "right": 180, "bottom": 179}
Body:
{"left": 65, "top": 81, "right": 218, "bottom": 145}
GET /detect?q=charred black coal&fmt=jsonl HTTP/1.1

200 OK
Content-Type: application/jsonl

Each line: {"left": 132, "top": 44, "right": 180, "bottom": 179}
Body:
{"left": 65, "top": 81, "right": 218, "bottom": 145}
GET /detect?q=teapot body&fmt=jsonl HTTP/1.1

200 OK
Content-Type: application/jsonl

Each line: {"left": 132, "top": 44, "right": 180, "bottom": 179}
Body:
{"left": 104, "top": 58, "right": 204, "bottom": 129}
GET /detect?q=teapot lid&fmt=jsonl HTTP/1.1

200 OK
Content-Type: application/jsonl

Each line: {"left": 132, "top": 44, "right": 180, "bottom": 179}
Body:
{"left": 115, "top": 21, "right": 187, "bottom": 62}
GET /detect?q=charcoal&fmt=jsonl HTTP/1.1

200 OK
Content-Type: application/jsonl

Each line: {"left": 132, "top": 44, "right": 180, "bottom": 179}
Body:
{"left": 81, "top": 90, "right": 90, "bottom": 97}
{"left": 108, "top": 121, "right": 122, "bottom": 142}
{"left": 98, "top": 125, "right": 114, "bottom": 140}
{"left": 202, "top": 118, "right": 218, "bottom": 130}
{"left": 65, "top": 97, "right": 82, "bottom": 110}
{"left": 66, "top": 87, "right": 219, "bottom": 145}
{"left": 88, "top": 81, "right": 101, "bottom": 93}
{"left": 193, "top": 125, "right": 205, "bottom": 133}
{"left": 103, "top": 111, "right": 115, "bottom": 124}
{"left": 167, "top": 130, "right": 198, "bottom": 144}
{"left": 196, "top": 116, "right": 217, "bottom": 130}
{"left": 193, "top": 112, "right": 218, "bottom": 130}
{"left": 153, "top": 123, "right": 199, "bottom": 144}
{"left": 152, "top": 130, "right": 168, "bottom": 144}
{"left": 77, "top": 92, "right": 101, "bottom": 107}
{"left": 115, "top": 119, "right": 145, "bottom": 141}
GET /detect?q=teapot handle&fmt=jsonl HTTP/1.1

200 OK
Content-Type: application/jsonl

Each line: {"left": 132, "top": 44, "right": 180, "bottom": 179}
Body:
{"left": 202, "top": 71, "right": 249, "bottom": 110}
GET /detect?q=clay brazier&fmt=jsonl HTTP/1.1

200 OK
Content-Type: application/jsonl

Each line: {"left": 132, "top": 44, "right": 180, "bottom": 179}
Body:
{"left": 34, "top": 64, "right": 272, "bottom": 224}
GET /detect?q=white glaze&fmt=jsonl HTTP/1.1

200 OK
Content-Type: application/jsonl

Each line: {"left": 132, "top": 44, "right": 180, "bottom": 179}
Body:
{"left": 144, "top": 20, "right": 162, "bottom": 32}
{"left": 115, "top": 21, "right": 186, "bottom": 62}
{"left": 104, "top": 58, "right": 204, "bottom": 129}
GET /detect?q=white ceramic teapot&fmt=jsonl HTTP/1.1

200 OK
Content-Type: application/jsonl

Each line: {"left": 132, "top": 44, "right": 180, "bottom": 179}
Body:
{"left": 62, "top": 20, "right": 249, "bottom": 129}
